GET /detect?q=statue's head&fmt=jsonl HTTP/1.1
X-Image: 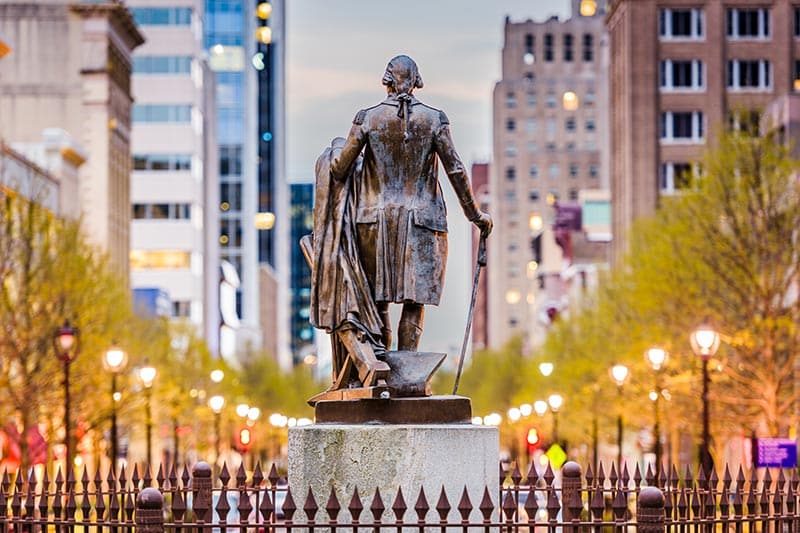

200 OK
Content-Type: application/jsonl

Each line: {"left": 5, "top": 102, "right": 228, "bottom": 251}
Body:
{"left": 381, "top": 55, "right": 423, "bottom": 95}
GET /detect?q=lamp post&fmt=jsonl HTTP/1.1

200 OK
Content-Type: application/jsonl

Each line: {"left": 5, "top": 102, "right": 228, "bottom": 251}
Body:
{"left": 547, "top": 393, "right": 563, "bottom": 444}
{"left": 138, "top": 363, "right": 157, "bottom": 466}
{"left": 53, "top": 321, "right": 80, "bottom": 467}
{"left": 645, "top": 347, "right": 668, "bottom": 471}
{"left": 209, "top": 395, "right": 225, "bottom": 468}
{"left": 103, "top": 345, "right": 128, "bottom": 468}
{"left": 691, "top": 324, "right": 720, "bottom": 472}
{"left": 610, "top": 363, "right": 630, "bottom": 467}
{"left": 210, "top": 369, "right": 224, "bottom": 384}
{"left": 539, "top": 362, "right": 554, "bottom": 377}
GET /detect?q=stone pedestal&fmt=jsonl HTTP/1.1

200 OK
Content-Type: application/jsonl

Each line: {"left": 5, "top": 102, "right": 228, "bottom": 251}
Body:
{"left": 288, "top": 424, "right": 499, "bottom": 528}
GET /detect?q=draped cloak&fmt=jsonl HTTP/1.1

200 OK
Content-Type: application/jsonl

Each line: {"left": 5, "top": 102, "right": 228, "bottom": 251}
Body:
{"left": 308, "top": 141, "right": 384, "bottom": 378}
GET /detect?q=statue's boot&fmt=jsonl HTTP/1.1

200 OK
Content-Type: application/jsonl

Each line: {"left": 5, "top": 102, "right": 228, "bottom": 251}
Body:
{"left": 378, "top": 302, "right": 392, "bottom": 352}
{"left": 398, "top": 303, "right": 425, "bottom": 352}
{"left": 338, "top": 329, "right": 390, "bottom": 387}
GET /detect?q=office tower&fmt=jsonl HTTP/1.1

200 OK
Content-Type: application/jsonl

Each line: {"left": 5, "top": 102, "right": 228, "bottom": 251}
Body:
{"left": 489, "top": 0, "right": 610, "bottom": 349}
{"left": 128, "top": 1, "right": 220, "bottom": 350}
{"left": 289, "top": 182, "right": 314, "bottom": 364}
{"left": 0, "top": 0, "right": 144, "bottom": 279}
{"left": 607, "top": 0, "right": 795, "bottom": 260}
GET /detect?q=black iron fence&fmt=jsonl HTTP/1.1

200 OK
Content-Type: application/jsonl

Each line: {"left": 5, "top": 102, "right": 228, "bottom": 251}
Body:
{"left": 0, "top": 458, "right": 796, "bottom": 531}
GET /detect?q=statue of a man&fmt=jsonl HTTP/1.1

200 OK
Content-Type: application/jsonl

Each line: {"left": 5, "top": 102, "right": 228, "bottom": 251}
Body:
{"left": 329, "top": 55, "right": 492, "bottom": 351}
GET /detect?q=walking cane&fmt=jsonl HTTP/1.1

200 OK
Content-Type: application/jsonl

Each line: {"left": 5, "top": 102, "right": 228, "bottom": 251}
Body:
{"left": 452, "top": 234, "right": 487, "bottom": 395}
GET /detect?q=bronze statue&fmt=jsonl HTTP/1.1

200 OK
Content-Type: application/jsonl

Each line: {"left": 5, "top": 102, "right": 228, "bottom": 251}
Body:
{"left": 304, "top": 55, "right": 492, "bottom": 404}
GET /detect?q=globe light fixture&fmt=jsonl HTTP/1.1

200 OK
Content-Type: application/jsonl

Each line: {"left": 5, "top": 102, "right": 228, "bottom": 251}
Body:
{"left": 138, "top": 365, "right": 157, "bottom": 388}
{"left": 236, "top": 403, "right": 250, "bottom": 418}
{"left": 645, "top": 347, "right": 668, "bottom": 370}
{"left": 210, "top": 369, "right": 224, "bottom": 383}
{"left": 103, "top": 346, "right": 127, "bottom": 372}
{"left": 691, "top": 325, "right": 720, "bottom": 359}
{"left": 533, "top": 400, "right": 548, "bottom": 417}
{"left": 209, "top": 395, "right": 225, "bottom": 414}
{"left": 247, "top": 407, "right": 261, "bottom": 421}
{"left": 610, "top": 364, "right": 629, "bottom": 387}
{"left": 539, "top": 362, "right": 554, "bottom": 377}
{"left": 519, "top": 403, "right": 533, "bottom": 417}
{"left": 547, "top": 393, "right": 563, "bottom": 412}
{"left": 508, "top": 407, "right": 521, "bottom": 422}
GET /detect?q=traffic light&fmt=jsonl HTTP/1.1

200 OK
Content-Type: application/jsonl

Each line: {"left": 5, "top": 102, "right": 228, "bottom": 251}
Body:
{"left": 237, "top": 427, "right": 252, "bottom": 453}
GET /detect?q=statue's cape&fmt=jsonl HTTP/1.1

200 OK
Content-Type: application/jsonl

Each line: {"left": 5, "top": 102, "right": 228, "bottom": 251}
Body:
{"left": 309, "top": 144, "right": 383, "bottom": 341}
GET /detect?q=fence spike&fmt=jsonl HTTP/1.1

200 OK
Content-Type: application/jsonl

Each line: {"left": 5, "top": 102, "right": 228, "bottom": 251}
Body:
{"left": 268, "top": 463, "right": 280, "bottom": 487}
{"left": 326, "top": 485, "right": 341, "bottom": 521}
{"left": 171, "top": 480, "right": 186, "bottom": 522}
{"left": 435, "top": 486, "right": 451, "bottom": 522}
{"left": 597, "top": 462, "right": 606, "bottom": 489}
{"left": 371, "top": 487, "right": 386, "bottom": 522}
{"left": 303, "top": 486, "right": 319, "bottom": 521}
{"left": 525, "top": 459, "right": 539, "bottom": 486}
{"left": 499, "top": 461, "right": 508, "bottom": 487}
{"left": 235, "top": 462, "right": 247, "bottom": 488}
{"left": 219, "top": 462, "right": 231, "bottom": 487}
{"left": 258, "top": 486, "right": 274, "bottom": 522}
{"left": 392, "top": 486, "right": 407, "bottom": 522}
{"left": 609, "top": 462, "right": 619, "bottom": 487}
{"left": 633, "top": 463, "right": 642, "bottom": 488}
{"left": 479, "top": 486, "right": 494, "bottom": 521}
{"left": 167, "top": 462, "right": 178, "bottom": 490}
{"left": 620, "top": 462, "right": 630, "bottom": 487}
{"left": 130, "top": 463, "right": 139, "bottom": 490}
{"left": 414, "top": 486, "right": 429, "bottom": 522}
{"left": 543, "top": 463, "right": 555, "bottom": 486}
{"left": 612, "top": 482, "right": 627, "bottom": 519}
{"left": 216, "top": 483, "right": 231, "bottom": 523}
{"left": 645, "top": 463, "right": 654, "bottom": 486}
{"left": 585, "top": 463, "right": 595, "bottom": 488}
{"left": 40, "top": 467, "right": 51, "bottom": 518}
{"left": 1, "top": 469, "right": 9, "bottom": 494}
{"left": 155, "top": 463, "right": 164, "bottom": 489}
{"left": 658, "top": 464, "right": 667, "bottom": 489}
{"left": 709, "top": 466, "right": 719, "bottom": 491}
{"left": 524, "top": 481, "right": 539, "bottom": 520}
{"left": 457, "top": 486, "right": 473, "bottom": 522}
{"left": 510, "top": 463, "right": 522, "bottom": 487}
{"left": 502, "top": 487, "right": 516, "bottom": 521}
{"left": 252, "top": 462, "right": 264, "bottom": 487}
{"left": 10, "top": 472, "right": 21, "bottom": 519}
{"left": 590, "top": 482, "right": 604, "bottom": 520}
{"left": 181, "top": 464, "right": 191, "bottom": 487}
{"left": 25, "top": 468, "right": 36, "bottom": 519}
{"left": 65, "top": 483, "right": 77, "bottom": 521}
{"left": 284, "top": 486, "right": 298, "bottom": 521}
{"left": 80, "top": 467, "right": 91, "bottom": 518}
{"left": 348, "top": 486, "right": 362, "bottom": 522}
{"left": 124, "top": 489, "right": 135, "bottom": 522}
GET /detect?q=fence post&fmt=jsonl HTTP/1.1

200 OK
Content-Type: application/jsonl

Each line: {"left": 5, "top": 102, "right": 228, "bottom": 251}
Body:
{"left": 192, "top": 461, "right": 213, "bottom": 523}
{"left": 562, "top": 461, "right": 583, "bottom": 533}
{"left": 638, "top": 486, "right": 666, "bottom": 533}
{"left": 135, "top": 487, "right": 164, "bottom": 533}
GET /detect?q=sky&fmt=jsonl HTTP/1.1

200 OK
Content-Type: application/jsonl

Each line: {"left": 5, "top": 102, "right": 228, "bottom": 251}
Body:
{"left": 286, "top": 0, "right": 570, "bottom": 356}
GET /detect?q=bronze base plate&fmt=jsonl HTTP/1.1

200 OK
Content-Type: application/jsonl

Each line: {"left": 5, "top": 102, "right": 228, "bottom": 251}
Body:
{"left": 314, "top": 395, "right": 472, "bottom": 425}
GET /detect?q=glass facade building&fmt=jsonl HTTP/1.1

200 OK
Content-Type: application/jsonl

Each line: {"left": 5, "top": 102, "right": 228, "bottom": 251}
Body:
{"left": 289, "top": 183, "right": 314, "bottom": 361}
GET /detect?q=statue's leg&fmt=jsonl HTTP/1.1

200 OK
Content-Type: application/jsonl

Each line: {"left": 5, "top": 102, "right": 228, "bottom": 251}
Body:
{"left": 377, "top": 301, "right": 392, "bottom": 350}
{"left": 398, "top": 303, "right": 425, "bottom": 352}
{"left": 337, "top": 328, "right": 390, "bottom": 386}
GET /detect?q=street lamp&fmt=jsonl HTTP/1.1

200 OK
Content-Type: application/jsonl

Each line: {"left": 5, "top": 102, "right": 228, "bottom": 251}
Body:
{"left": 547, "top": 394, "right": 563, "bottom": 444}
{"left": 103, "top": 345, "right": 128, "bottom": 468}
{"left": 138, "top": 363, "right": 157, "bottom": 466}
{"left": 53, "top": 321, "right": 79, "bottom": 466}
{"left": 610, "top": 364, "right": 629, "bottom": 467}
{"left": 533, "top": 400, "right": 548, "bottom": 417}
{"left": 645, "top": 347, "right": 668, "bottom": 471}
{"left": 210, "top": 369, "right": 224, "bottom": 383}
{"left": 236, "top": 403, "right": 250, "bottom": 418}
{"left": 691, "top": 324, "right": 720, "bottom": 472}
{"left": 209, "top": 395, "right": 225, "bottom": 467}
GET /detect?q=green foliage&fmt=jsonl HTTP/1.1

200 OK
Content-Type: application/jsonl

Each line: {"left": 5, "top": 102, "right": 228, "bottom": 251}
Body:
{"left": 238, "top": 351, "right": 319, "bottom": 418}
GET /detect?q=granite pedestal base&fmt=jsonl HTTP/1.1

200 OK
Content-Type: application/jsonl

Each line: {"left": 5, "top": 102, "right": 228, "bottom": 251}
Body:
{"left": 288, "top": 424, "right": 499, "bottom": 530}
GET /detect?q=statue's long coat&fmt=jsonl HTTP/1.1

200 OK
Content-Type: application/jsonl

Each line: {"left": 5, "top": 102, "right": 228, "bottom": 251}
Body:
{"left": 330, "top": 94, "right": 480, "bottom": 306}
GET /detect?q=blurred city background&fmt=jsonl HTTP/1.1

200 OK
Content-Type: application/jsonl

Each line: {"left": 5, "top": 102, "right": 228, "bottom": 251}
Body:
{"left": 1, "top": 0, "right": 799, "bottom": 479}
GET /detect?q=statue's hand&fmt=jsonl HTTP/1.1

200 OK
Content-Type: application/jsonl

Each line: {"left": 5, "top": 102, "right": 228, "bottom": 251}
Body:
{"left": 472, "top": 211, "right": 493, "bottom": 237}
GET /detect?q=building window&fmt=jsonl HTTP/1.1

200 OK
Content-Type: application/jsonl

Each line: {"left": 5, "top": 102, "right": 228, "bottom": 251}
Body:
{"left": 795, "top": 7, "right": 800, "bottom": 37}
{"left": 582, "top": 34, "right": 594, "bottom": 61}
{"left": 130, "top": 7, "right": 192, "bottom": 25}
{"left": 546, "top": 142, "right": 556, "bottom": 152}
{"left": 505, "top": 143, "right": 517, "bottom": 157}
{"left": 568, "top": 189, "right": 579, "bottom": 201}
{"left": 220, "top": 219, "right": 243, "bottom": 247}
{"left": 130, "top": 250, "right": 191, "bottom": 270}
{"left": 566, "top": 142, "right": 576, "bottom": 152}
{"left": 529, "top": 190, "right": 540, "bottom": 202}
{"left": 506, "top": 118, "right": 516, "bottom": 132}
{"left": 172, "top": 301, "right": 191, "bottom": 318}
{"left": 544, "top": 34, "right": 554, "bottom": 62}
{"left": 586, "top": 118, "right": 596, "bottom": 131}
{"left": 660, "top": 162, "right": 693, "bottom": 193}
{"left": 524, "top": 33, "right": 535, "bottom": 64}
{"left": 568, "top": 164, "right": 578, "bottom": 178}
{"left": 525, "top": 118, "right": 537, "bottom": 133}
{"left": 530, "top": 165, "right": 539, "bottom": 178}
{"left": 727, "top": 8, "right": 770, "bottom": 39}
{"left": 505, "top": 167, "right": 517, "bottom": 180}
{"left": 219, "top": 145, "right": 243, "bottom": 176}
{"left": 546, "top": 118, "right": 557, "bottom": 137}
{"left": 506, "top": 92, "right": 517, "bottom": 108}
{"left": 589, "top": 165, "right": 598, "bottom": 178}
{"left": 585, "top": 90, "right": 596, "bottom": 105}
{"left": 659, "top": 8, "right": 704, "bottom": 39}
{"left": 132, "top": 203, "right": 192, "bottom": 220}
{"left": 133, "top": 153, "right": 191, "bottom": 171}
{"left": 527, "top": 141, "right": 538, "bottom": 153}
{"left": 563, "top": 34, "right": 574, "bottom": 62}
{"left": 727, "top": 60, "right": 771, "bottom": 90}
{"left": 132, "top": 104, "right": 192, "bottom": 123}
{"left": 527, "top": 92, "right": 537, "bottom": 106}
{"left": 794, "top": 61, "right": 800, "bottom": 91}
{"left": 660, "top": 60, "right": 704, "bottom": 91}
{"left": 660, "top": 111, "right": 704, "bottom": 142}
{"left": 133, "top": 56, "right": 192, "bottom": 75}
{"left": 565, "top": 117, "right": 576, "bottom": 132}
{"left": 546, "top": 93, "right": 557, "bottom": 108}
{"left": 220, "top": 182, "right": 242, "bottom": 211}
{"left": 548, "top": 164, "right": 559, "bottom": 179}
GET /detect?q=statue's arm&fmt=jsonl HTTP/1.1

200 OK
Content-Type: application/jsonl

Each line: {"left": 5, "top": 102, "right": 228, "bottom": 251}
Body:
{"left": 433, "top": 119, "right": 481, "bottom": 222}
{"left": 330, "top": 117, "right": 367, "bottom": 181}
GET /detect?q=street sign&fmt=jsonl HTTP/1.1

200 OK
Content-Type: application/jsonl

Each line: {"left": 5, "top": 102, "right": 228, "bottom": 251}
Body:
{"left": 754, "top": 438, "right": 797, "bottom": 468}
{"left": 545, "top": 443, "right": 567, "bottom": 469}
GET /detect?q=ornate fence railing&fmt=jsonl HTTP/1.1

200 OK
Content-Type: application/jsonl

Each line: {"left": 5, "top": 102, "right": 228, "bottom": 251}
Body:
{"left": 0, "top": 458, "right": 796, "bottom": 531}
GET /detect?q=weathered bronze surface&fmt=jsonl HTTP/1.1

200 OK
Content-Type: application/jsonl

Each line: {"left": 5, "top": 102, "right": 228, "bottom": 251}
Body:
{"left": 306, "top": 55, "right": 492, "bottom": 406}
{"left": 314, "top": 396, "right": 472, "bottom": 425}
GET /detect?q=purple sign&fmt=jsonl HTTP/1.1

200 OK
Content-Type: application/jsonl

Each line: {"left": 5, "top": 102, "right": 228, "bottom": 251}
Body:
{"left": 754, "top": 438, "right": 797, "bottom": 468}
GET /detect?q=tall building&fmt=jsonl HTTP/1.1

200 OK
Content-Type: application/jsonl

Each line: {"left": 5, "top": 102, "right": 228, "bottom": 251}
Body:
{"left": 289, "top": 182, "right": 314, "bottom": 364}
{"left": 205, "top": 0, "right": 288, "bottom": 364}
{"left": 471, "top": 162, "right": 490, "bottom": 351}
{"left": 0, "top": 0, "right": 144, "bottom": 279}
{"left": 127, "top": 2, "right": 220, "bottom": 350}
{"left": 607, "top": 0, "right": 796, "bottom": 260}
{"left": 488, "top": 0, "right": 610, "bottom": 349}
